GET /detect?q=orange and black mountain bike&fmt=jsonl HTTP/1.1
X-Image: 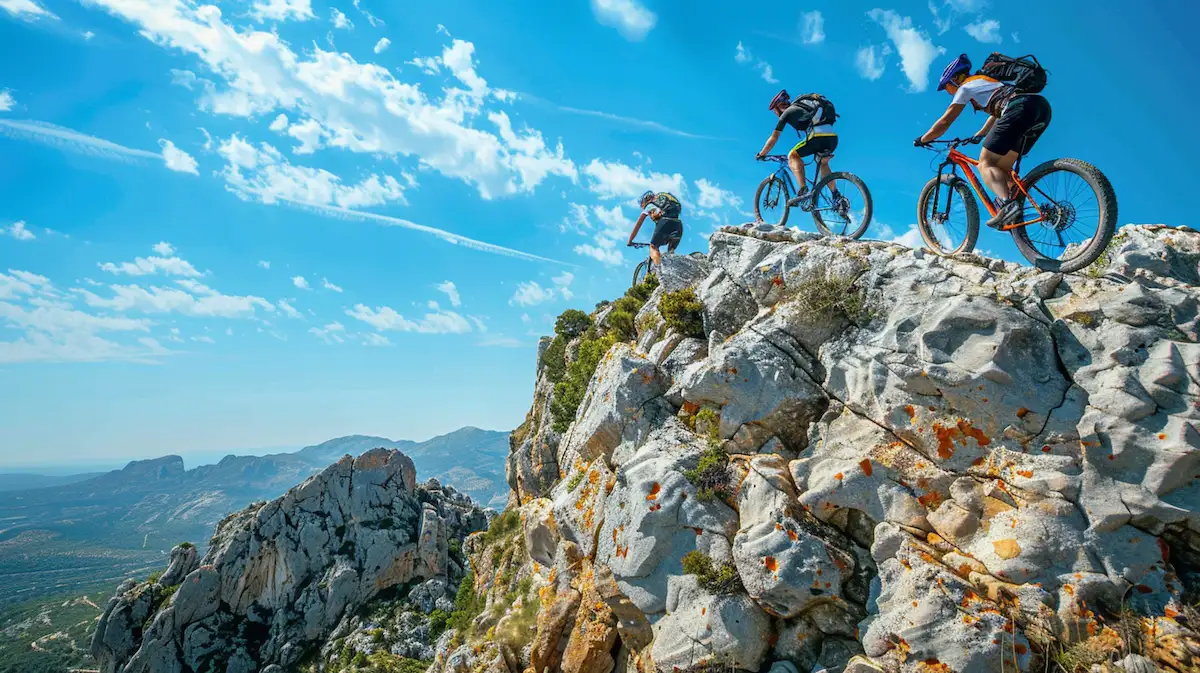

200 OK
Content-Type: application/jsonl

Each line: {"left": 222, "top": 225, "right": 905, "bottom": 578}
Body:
{"left": 916, "top": 138, "right": 1117, "bottom": 273}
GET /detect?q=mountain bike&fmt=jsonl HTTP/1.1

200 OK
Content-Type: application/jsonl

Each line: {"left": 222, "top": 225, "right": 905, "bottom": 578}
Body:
{"left": 753, "top": 152, "right": 872, "bottom": 238}
{"left": 630, "top": 243, "right": 655, "bottom": 287}
{"left": 916, "top": 138, "right": 1117, "bottom": 273}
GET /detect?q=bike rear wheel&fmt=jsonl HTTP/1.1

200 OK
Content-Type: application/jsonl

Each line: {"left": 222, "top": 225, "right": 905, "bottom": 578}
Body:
{"left": 632, "top": 259, "right": 650, "bottom": 288}
{"left": 917, "top": 175, "right": 979, "bottom": 255}
{"left": 1009, "top": 158, "right": 1117, "bottom": 273}
{"left": 812, "top": 171, "right": 872, "bottom": 239}
{"left": 754, "top": 175, "right": 790, "bottom": 228}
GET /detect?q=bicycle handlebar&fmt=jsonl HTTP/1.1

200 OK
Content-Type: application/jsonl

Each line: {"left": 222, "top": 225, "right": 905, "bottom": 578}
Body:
{"left": 756, "top": 155, "right": 789, "bottom": 162}
{"left": 628, "top": 242, "right": 651, "bottom": 249}
{"left": 918, "top": 137, "right": 980, "bottom": 151}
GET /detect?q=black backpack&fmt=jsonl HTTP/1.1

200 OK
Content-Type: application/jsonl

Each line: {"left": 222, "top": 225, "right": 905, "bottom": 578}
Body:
{"left": 789, "top": 93, "right": 838, "bottom": 127}
{"left": 978, "top": 53, "right": 1047, "bottom": 94}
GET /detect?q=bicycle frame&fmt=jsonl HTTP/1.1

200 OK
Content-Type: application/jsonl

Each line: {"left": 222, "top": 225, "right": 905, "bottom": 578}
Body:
{"left": 764, "top": 155, "right": 823, "bottom": 196}
{"left": 935, "top": 146, "right": 1046, "bottom": 231}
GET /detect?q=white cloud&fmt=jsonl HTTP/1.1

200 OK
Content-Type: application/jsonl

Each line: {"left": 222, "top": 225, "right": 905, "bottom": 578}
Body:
{"left": 965, "top": 19, "right": 1002, "bottom": 44}
{"left": 277, "top": 299, "right": 301, "bottom": 318}
{"left": 1012, "top": 31, "right": 1020, "bottom": 43}
{"left": 74, "top": 3, "right": 577, "bottom": 200}
{"left": 567, "top": 202, "right": 631, "bottom": 266}
{"left": 321, "top": 277, "right": 343, "bottom": 292}
{"left": 694, "top": 179, "right": 742, "bottom": 210}
{"left": 478, "top": 334, "right": 522, "bottom": 348}
{"left": 735, "top": 42, "right": 752, "bottom": 64}
{"left": 867, "top": 9, "right": 945, "bottom": 92}
{"left": 159, "top": 139, "right": 199, "bottom": 174}
{"left": 855, "top": 44, "right": 891, "bottom": 81}
{"left": 509, "top": 281, "right": 554, "bottom": 307}
{"left": 192, "top": 335, "right": 216, "bottom": 344}
{"left": 83, "top": 30, "right": 95, "bottom": 40}
{"left": 346, "top": 302, "right": 473, "bottom": 334}
{"left": 373, "top": 37, "right": 390, "bottom": 54}
{"left": 930, "top": 0, "right": 989, "bottom": 34}
{"left": 552, "top": 271, "right": 574, "bottom": 301}
{"left": 361, "top": 332, "right": 391, "bottom": 346}
{"left": 292, "top": 275, "right": 310, "bottom": 289}
{"left": 251, "top": 0, "right": 313, "bottom": 22}
{"left": 217, "top": 135, "right": 409, "bottom": 209}
{"left": 733, "top": 42, "right": 778, "bottom": 84}
{"left": 258, "top": 260, "right": 271, "bottom": 269}
{"left": 77, "top": 281, "right": 275, "bottom": 318}
{"left": 886, "top": 224, "right": 924, "bottom": 248}
{"left": 3, "top": 221, "right": 35, "bottom": 241}
{"left": 582, "top": 159, "right": 685, "bottom": 200}
{"left": 0, "top": 90, "right": 14, "bottom": 112}
{"left": 0, "top": 0, "right": 56, "bottom": 21}
{"left": 99, "top": 243, "right": 202, "bottom": 277}
{"left": 436, "top": 280, "right": 461, "bottom": 307}
{"left": 268, "top": 113, "right": 288, "bottom": 132}
{"left": 310, "top": 321, "right": 345, "bottom": 343}
{"left": 589, "top": 0, "right": 656, "bottom": 41}
{"left": 800, "top": 11, "right": 825, "bottom": 45}
{"left": 352, "top": 0, "right": 381, "bottom": 27}
{"left": 330, "top": 8, "right": 352, "bottom": 29}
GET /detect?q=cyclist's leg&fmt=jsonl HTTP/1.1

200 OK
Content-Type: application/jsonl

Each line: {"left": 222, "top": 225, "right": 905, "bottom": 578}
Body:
{"left": 980, "top": 96, "right": 1045, "bottom": 204}
{"left": 648, "top": 244, "right": 661, "bottom": 267}
{"left": 787, "top": 140, "right": 809, "bottom": 194}
{"left": 649, "top": 217, "right": 682, "bottom": 267}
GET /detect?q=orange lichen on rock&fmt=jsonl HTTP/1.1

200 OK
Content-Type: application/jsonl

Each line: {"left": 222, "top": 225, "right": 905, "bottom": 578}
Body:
{"left": 646, "top": 482, "right": 661, "bottom": 501}
{"left": 764, "top": 556, "right": 778, "bottom": 572}
{"left": 992, "top": 539, "right": 1022, "bottom": 559}
{"left": 859, "top": 459, "right": 873, "bottom": 476}
{"left": 904, "top": 405, "right": 916, "bottom": 419}
{"left": 1016, "top": 470, "right": 1033, "bottom": 478}
{"left": 835, "top": 472, "right": 844, "bottom": 481}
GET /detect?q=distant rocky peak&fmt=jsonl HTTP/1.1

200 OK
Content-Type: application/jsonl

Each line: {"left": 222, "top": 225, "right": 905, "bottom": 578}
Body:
{"left": 92, "top": 447, "right": 486, "bottom": 673}
{"left": 117, "top": 454, "right": 185, "bottom": 480}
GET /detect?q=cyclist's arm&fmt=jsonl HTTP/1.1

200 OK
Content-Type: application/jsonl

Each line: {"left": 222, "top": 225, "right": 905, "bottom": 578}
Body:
{"left": 758, "top": 130, "right": 781, "bottom": 157}
{"left": 918, "top": 103, "right": 966, "bottom": 143}
{"left": 626, "top": 211, "right": 649, "bottom": 246}
{"left": 974, "top": 115, "right": 996, "bottom": 138}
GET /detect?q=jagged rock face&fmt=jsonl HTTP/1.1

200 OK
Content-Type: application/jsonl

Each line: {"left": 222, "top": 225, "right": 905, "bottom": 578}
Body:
{"left": 91, "top": 449, "right": 487, "bottom": 673}
{"left": 435, "top": 224, "right": 1200, "bottom": 673}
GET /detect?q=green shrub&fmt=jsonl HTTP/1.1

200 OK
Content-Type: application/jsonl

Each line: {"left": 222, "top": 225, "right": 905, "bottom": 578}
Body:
{"left": 147, "top": 571, "right": 162, "bottom": 585}
{"left": 789, "top": 269, "right": 867, "bottom": 323}
{"left": 659, "top": 288, "right": 705, "bottom": 339}
{"left": 482, "top": 509, "right": 521, "bottom": 546}
{"left": 555, "top": 309, "right": 593, "bottom": 340}
{"left": 550, "top": 331, "right": 618, "bottom": 432}
{"left": 542, "top": 334, "right": 568, "bottom": 383}
{"left": 447, "top": 571, "right": 482, "bottom": 636}
{"left": 681, "top": 550, "right": 743, "bottom": 594}
{"left": 684, "top": 443, "right": 731, "bottom": 502}
{"left": 178, "top": 541, "right": 194, "bottom": 549}
{"left": 694, "top": 408, "right": 721, "bottom": 446}
{"left": 428, "top": 609, "right": 450, "bottom": 639}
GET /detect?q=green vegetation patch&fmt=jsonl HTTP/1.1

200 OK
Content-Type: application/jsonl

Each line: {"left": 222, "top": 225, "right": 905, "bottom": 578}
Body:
{"left": 788, "top": 269, "right": 867, "bottom": 323}
{"left": 681, "top": 550, "right": 743, "bottom": 595}
{"left": 659, "top": 288, "right": 705, "bottom": 339}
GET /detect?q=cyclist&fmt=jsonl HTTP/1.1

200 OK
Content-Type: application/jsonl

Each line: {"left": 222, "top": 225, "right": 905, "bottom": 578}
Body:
{"left": 755, "top": 89, "right": 837, "bottom": 207}
{"left": 626, "top": 190, "right": 683, "bottom": 270}
{"left": 915, "top": 53, "right": 1052, "bottom": 228}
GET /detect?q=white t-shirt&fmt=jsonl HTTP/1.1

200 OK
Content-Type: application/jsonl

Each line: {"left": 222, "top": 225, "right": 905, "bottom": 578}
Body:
{"left": 951, "top": 77, "right": 1004, "bottom": 113}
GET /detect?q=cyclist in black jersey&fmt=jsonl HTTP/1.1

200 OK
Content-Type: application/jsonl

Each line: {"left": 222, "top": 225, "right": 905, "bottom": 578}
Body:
{"left": 627, "top": 190, "right": 683, "bottom": 269}
{"left": 755, "top": 89, "right": 838, "bottom": 207}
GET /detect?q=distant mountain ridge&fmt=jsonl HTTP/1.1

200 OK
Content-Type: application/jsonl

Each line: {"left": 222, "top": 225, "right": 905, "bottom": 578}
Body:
{"left": 0, "top": 427, "right": 509, "bottom": 604}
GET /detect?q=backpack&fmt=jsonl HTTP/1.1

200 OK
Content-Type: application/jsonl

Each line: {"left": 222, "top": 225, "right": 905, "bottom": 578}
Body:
{"left": 789, "top": 93, "right": 838, "bottom": 128}
{"left": 977, "top": 53, "right": 1047, "bottom": 94}
{"left": 653, "top": 192, "right": 682, "bottom": 218}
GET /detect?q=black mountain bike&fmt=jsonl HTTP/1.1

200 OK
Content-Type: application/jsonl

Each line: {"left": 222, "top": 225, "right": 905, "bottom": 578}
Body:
{"left": 630, "top": 243, "right": 658, "bottom": 288}
{"left": 753, "top": 152, "right": 873, "bottom": 238}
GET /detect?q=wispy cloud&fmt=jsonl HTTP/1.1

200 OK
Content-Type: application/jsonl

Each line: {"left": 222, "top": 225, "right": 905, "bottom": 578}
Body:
{"left": 321, "top": 277, "right": 343, "bottom": 293}
{"left": 0, "top": 90, "right": 14, "bottom": 112}
{"left": 292, "top": 276, "right": 310, "bottom": 290}
{"left": 734, "top": 42, "right": 779, "bottom": 84}
{"left": 159, "top": 139, "right": 199, "bottom": 174}
{"left": 437, "top": 280, "right": 461, "bottom": 307}
{"left": 374, "top": 37, "right": 390, "bottom": 54}
{"left": 800, "top": 11, "right": 825, "bottom": 45}
{"left": 855, "top": 44, "right": 891, "bottom": 81}
{"left": 965, "top": 19, "right": 1002, "bottom": 44}
{"left": 0, "top": 0, "right": 57, "bottom": 21}
{"left": 867, "top": 9, "right": 945, "bottom": 92}
{"left": 0, "top": 119, "right": 161, "bottom": 163}
{"left": 280, "top": 199, "right": 572, "bottom": 266}
{"left": 518, "top": 93, "right": 726, "bottom": 140}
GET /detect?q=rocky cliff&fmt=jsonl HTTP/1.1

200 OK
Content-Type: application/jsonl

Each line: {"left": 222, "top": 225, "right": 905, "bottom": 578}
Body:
{"left": 91, "top": 448, "right": 488, "bottom": 673}
{"left": 437, "top": 224, "right": 1200, "bottom": 673}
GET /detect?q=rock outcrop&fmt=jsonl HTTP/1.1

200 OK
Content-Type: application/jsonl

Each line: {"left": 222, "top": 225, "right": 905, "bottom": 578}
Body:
{"left": 434, "top": 224, "right": 1200, "bottom": 673}
{"left": 91, "top": 449, "right": 487, "bottom": 673}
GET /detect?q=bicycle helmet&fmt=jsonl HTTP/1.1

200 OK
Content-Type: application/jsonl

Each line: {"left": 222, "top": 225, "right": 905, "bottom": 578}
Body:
{"left": 638, "top": 190, "right": 655, "bottom": 207}
{"left": 768, "top": 89, "right": 790, "bottom": 110}
{"left": 937, "top": 54, "right": 972, "bottom": 91}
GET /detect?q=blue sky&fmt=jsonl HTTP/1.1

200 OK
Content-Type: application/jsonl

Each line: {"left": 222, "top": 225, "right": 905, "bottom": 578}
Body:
{"left": 0, "top": 0, "right": 1194, "bottom": 466}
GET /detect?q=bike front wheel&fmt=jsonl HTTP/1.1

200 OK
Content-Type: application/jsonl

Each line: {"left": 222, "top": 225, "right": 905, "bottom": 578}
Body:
{"left": 1009, "top": 158, "right": 1117, "bottom": 273}
{"left": 632, "top": 259, "right": 650, "bottom": 288}
{"left": 754, "top": 175, "right": 790, "bottom": 228}
{"left": 917, "top": 175, "right": 979, "bottom": 255}
{"left": 812, "top": 172, "right": 872, "bottom": 239}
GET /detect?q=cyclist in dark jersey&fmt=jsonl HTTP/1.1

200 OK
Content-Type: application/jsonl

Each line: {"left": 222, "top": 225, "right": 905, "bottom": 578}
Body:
{"left": 626, "top": 190, "right": 683, "bottom": 269}
{"left": 755, "top": 89, "right": 838, "bottom": 207}
{"left": 916, "top": 54, "right": 1053, "bottom": 228}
